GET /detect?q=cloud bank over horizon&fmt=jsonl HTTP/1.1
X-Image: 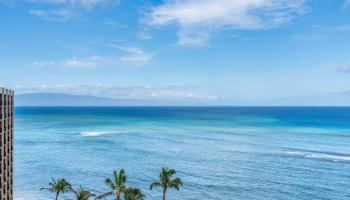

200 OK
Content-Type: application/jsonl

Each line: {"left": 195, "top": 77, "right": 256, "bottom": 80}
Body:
{"left": 8, "top": 84, "right": 350, "bottom": 106}
{"left": 13, "top": 85, "right": 219, "bottom": 101}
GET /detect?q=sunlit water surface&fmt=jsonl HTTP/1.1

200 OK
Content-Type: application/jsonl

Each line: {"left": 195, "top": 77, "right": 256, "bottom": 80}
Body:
{"left": 14, "top": 107, "right": 350, "bottom": 200}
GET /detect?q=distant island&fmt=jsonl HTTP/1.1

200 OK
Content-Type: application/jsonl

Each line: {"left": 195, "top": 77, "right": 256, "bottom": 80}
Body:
{"left": 15, "top": 93, "right": 212, "bottom": 106}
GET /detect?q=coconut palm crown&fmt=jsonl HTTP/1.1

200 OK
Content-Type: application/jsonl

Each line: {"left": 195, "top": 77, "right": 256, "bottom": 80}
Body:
{"left": 150, "top": 167, "right": 183, "bottom": 200}
{"left": 124, "top": 187, "right": 145, "bottom": 200}
{"left": 96, "top": 169, "right": 127, "bottom": 200}
{"left": 69, "top": 186, "right": 96, "bottom": 200}
{"left": 40, "top": 178, "right": 71, "bottom": 200}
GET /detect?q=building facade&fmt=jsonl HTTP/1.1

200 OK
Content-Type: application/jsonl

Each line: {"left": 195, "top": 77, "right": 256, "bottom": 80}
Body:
{"left": 0, "top": 88, "right": 14, "bottom": 200}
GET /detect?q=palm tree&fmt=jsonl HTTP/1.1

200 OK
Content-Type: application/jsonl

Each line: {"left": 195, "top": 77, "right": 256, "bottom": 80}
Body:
{"left": 40, "top": 178, "right": 71, "bottom": 200}
{"left": 69, "top": 186, "right": 96, "bottom": 200}
{"left": 96, "top": 169, "right": 126, "bottom": 200}
{"left": 150, "top": 167, "right": 183, "bottom": 200}
{"left": 124, "top": 187, "right": 145, "bottom": 200}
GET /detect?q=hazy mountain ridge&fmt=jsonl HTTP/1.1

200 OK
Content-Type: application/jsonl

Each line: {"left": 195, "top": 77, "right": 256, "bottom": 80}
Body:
{"left": 14, "top": 93, "right": 211, "bottom": 106}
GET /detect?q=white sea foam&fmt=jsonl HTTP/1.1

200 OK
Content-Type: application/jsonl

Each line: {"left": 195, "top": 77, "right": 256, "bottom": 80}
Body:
{"left": 284, "top": 150, "right": 350, "bottom": 162}
{"left": 285, "top": 151, "right": 306, "bottom": 156}
{"left": 80, "top": 131, "right": 111, "bottom": 137}
{"left": 304, "top": 153, "right": 350, "bottom": 162}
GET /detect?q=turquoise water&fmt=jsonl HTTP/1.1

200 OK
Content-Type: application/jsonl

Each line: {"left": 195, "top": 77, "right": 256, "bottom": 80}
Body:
{"left": 14, "top": 107, "right": 350, "bottom": 200}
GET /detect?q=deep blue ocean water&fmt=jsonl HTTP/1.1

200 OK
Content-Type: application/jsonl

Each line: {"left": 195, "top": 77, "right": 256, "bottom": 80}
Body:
{"left": 14, "top": 107, "right": 350, "bottom": 200}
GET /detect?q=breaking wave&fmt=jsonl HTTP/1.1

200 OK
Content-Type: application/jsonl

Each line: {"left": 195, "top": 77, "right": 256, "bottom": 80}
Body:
{"left": 80, "top": 131, "right": 111, "bottom": 137}
{"left": 284, "top": 149, "right": 350, "bottom": 162}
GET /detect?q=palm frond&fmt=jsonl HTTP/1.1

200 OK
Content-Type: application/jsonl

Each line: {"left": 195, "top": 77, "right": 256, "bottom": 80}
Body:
{"left": 40, "top": 187, "right": 54, "bottom": 192}
{"left": 75, "top": 186, "right": 96, "bottom": 200}
{"left": 124, "top": 187, "right": 145, "bottom": 200}
{"left": 118, "top": 168, "right": 126, "bottom": 186}
{"left": 169, "top": 178, "right": 183, "bottom": 190}
{"left": 95, "top": 191, "right": 113, "bottom": 199}
{"left": 105, "top": 178, "right": 113, "bottom": 185}
{"left": 150, "top": 181, "right": 161, "bottom": 190}
{"left": 113, "top": 170, "right": 118, "bottom": 183}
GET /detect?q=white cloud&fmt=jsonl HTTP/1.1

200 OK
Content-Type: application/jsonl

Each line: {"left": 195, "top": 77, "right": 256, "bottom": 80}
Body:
{"left": 336, "top": 24, "right": 350, "bottom": 31}
{"left": 29, "top": 9, "right": 76, "bottom": 22}
{"left": 291, "top": 33, "right": 326, "bottom": 41}
{"left": 102, "top": 19, "right": 126, "bottom": 28}
{"left": 118, "top": 47, "right": 153, "bottom": 66}
{"left": 15, "top": 85, "right": 219, "bottom": 100}
{"left": 27, "top": 0, "right": 119, "bottom": 21}
{"left": 177, "top": 27, "right": 211, "bottom": 46}
{"left": 312, "top": 24, "right": 350, "bottom": 32}
{"left": 28, "top": 0, "right": 118, "bottom": 9}
{"left": 32, "top": 56, "right": 110, "bottom": 69}
{"left": 108, "top": 45, "right": 153, "bottom": 66}
{"left": 137, "top": 30, "right": 153, "bottom": 40}
{"left": 56, "top": 41, "right": 91, "bottom": 52}
{"left": 294, "top": 23, "right": 350, "bottom": 41}
{"left": 31, "top": 46, "right": 152, "bottom": 68}
{"left": 340, "top": 62, "right": 350, "bottom": 73}
{"left": 146, "top": 0, "right": 306, "bottom": 46}
{"left": 61, "top": 56, "right": 109, "bottom": 68}
{"left": 31, "top": 60, "right": 56, "bottom": 67}
{"left": 31, "top": 55, "right": 106, "bottom": 69}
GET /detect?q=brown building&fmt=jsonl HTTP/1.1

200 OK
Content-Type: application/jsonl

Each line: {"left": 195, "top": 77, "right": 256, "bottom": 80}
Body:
{"left": 0, "top": 88, "right": 14, "bottom": 200}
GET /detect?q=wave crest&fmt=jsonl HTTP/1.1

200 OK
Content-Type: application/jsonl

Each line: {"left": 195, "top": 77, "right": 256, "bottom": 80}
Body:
{"left": 80, "top": 131, "right": 110, "bottom": 137}
{"left": 284, "top": 150, "right": 350, "bottom": 162}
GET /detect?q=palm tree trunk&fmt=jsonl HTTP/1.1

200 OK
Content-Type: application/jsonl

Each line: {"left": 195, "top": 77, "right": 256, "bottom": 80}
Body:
{"left": 117, "top": 194, "right": 120, "bottom": 200}
{"left": 55, "top": 192, "right": 59, "bottom": 200}
{"left": 162, "top": 187, "right": 167, "bottom": 200}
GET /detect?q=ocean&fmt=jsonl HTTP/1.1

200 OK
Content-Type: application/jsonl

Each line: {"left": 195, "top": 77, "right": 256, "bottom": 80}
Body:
{"left": 14, "top": 107, "right": 350, "bottom": 200}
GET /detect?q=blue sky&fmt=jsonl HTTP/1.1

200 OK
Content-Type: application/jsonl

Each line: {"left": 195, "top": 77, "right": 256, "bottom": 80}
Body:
{"left": 1, "top": 0, "right": 350, "bottom": 105}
